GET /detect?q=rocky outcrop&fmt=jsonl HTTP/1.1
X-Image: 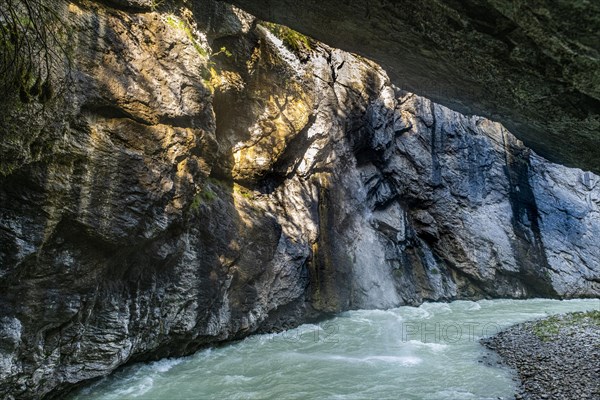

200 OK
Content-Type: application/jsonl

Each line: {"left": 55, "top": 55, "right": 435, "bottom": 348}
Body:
{"left": 0, "top": 0, "right": 599, "bottom": 398}
{"left": 229, "top": 0, "right": 600, "bottom": 175}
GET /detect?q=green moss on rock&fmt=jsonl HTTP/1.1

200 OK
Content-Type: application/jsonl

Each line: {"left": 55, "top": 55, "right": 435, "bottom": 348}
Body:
{"left": 533, "top": 311, "right": 600, "bottom": 342}
{"left": 262, "top": 22, "right": 313, "bottom": 55}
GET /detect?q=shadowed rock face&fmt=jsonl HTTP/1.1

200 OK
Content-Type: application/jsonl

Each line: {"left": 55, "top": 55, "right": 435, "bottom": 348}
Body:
{"left": 228, "top": 0, "right": 600, "bottom": 174}
{"left": 0, "top": 0, "right": 599, "bottom": 398}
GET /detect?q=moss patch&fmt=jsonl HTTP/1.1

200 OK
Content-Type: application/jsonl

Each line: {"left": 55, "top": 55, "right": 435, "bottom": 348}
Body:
{"left": 262, "top": 22, "right": 313, "bottom": 54}
{"left": 190, "top": 186, "right": 218, "bottom": 212}
{"left": 233, "top": 184, "right": 255, "bottom": 201}
{"left": 533, "top": 311, "right": 600, "bottom": 342}
{"left": 165, "top": 14, "right": 208, "bottom": 57}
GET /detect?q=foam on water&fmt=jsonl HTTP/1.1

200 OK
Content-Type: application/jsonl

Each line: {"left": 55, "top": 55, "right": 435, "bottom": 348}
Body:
{"left": 71, "top": 298, "right": 600, "bottom": 400}
{"left": 222, "top": 375, "right": 254, "bottom": 383}
{"left": 363, "top": 355, "right": 422, "bottom": 365}
{"left": 111, "top": 376, "right": 153, "bottom": 399}
{"left": 406, "top": 339, "right": 449, "bottom": 352}
{"left": 151, "top": 358, "right": 184, "bottom": 373}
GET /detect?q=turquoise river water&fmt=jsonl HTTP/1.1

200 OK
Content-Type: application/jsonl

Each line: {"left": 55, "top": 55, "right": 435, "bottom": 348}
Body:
{"left": 72, "top": 298, "right": 599, "bottom": 400}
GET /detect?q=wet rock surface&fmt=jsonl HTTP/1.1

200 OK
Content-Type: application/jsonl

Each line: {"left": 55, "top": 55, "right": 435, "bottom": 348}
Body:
{"left": 482, "top": 311, "right": 600, "bottom": 400}
{"left": 0, "top": 0, "right": 599, "bottom": 398}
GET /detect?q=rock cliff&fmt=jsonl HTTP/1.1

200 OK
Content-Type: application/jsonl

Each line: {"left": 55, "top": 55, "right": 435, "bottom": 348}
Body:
{"left": 0, "top": 0, "right": 598, "bottom": 398}
{"left": 230, "top": 0, "right": 600, "bottom": 174}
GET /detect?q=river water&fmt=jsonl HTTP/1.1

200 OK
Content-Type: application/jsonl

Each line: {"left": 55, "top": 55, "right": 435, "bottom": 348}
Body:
{"left": 72, "top": 298, "right": 599, "bottom": 400}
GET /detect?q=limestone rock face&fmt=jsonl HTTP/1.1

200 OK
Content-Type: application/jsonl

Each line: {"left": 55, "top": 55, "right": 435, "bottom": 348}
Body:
{"left": 229, "top": 0, "right": 600, "bottom": 175}
{"left": 0, "top": 0, "right": 598, "bottom": 398}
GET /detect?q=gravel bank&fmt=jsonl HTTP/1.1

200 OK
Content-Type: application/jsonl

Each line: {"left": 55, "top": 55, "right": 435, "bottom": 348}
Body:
{"left": 481, "top": 311, "right": 600, "bottom": 400}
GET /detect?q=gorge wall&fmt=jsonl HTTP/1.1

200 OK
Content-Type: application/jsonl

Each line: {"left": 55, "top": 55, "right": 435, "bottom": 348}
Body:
{"left": 0, "top": 0, "right": 599, "bottom": 398}
{"left": 229, "top": 0, "right": 600, "bottom": 175}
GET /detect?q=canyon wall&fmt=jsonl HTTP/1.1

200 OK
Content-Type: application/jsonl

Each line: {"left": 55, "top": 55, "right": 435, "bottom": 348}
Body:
{"left": 0, "top": 0, "right": 598, "bottom": 398}
{"left": 229, "top": 0, "right": 600, "bottom": 174}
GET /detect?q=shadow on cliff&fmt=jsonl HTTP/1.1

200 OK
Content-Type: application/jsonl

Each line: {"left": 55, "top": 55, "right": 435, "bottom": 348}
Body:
{"left": 0, "top": 4, "right": 266, "bottom": 397}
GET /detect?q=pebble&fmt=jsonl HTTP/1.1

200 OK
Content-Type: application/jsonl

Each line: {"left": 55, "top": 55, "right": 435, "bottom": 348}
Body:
{"left": 481, "top": 312, "right": 600, "bottom": 400}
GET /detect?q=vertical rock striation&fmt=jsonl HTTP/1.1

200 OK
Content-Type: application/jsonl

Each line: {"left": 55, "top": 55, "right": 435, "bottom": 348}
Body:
{"left": 0, "top": 0, "right": 598, "bottom": 398}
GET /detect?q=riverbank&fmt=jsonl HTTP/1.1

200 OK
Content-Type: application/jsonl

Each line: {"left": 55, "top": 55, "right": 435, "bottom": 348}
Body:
{"left": 67, "top": 299, "right": 598, "bottom": 399}
{"left": 482, "top": 310, "right": 600, "bottom": 400}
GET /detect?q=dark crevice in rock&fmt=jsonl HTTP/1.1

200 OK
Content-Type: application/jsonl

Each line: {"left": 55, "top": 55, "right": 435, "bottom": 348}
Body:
{"left": 502, "top": 130, "right": 557, "bottom": 298}
{"left": 93, "top": 0, "right": 153, "bottom": 12}
{"left": 308, "top": 180, "right": 352, "bottom": 313}
{"left": 257, "top": 113, "right": 317, "bottom": 194}
{"left": 80, "top": 104, "right": 150, "bottom": 125}
{"left": 429, "top": 101, "right": 442, "bottom": 187}
{"left": 443, "top": 0, "right": 518, "bottom": 39}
